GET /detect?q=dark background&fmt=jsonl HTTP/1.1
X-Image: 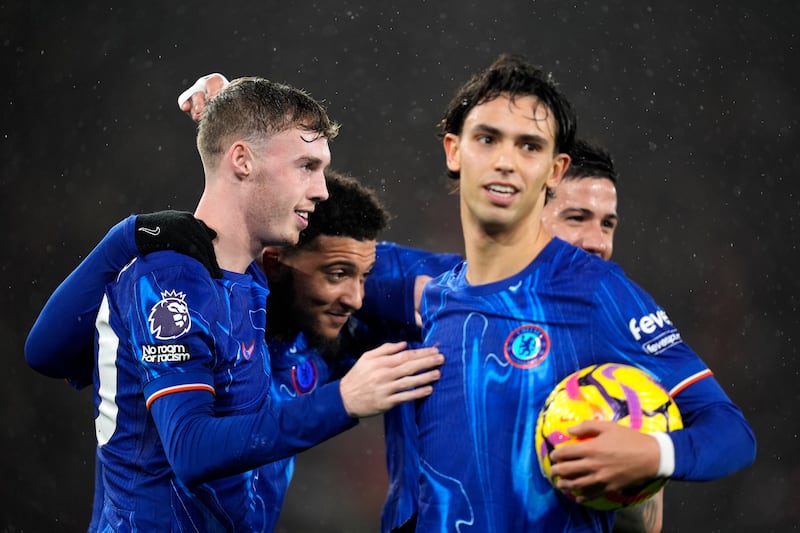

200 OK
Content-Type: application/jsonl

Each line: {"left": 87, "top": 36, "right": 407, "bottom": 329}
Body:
{"left": 3, "top": 1, "right": 798, "bottom": 531}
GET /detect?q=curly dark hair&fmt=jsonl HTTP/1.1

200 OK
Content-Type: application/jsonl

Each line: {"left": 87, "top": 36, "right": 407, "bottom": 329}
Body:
{"left": 296, "top": 170, "right": 390, "bottom": 247}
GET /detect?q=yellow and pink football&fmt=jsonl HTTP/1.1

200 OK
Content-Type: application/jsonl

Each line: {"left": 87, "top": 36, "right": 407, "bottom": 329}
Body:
{"left": 535, "top": 363, "right": 683, "bottom": 510}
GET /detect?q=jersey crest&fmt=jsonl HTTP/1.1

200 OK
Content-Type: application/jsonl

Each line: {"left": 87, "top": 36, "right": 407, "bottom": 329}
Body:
{"left": 504, "top": 324, "right": 550, "bottom": 368}
{"left": 291, "top": 359, "right": 319, "bottom": 395}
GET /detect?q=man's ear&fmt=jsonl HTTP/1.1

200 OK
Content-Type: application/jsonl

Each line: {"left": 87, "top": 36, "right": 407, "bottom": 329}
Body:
{"left": 229, "top": 141, "right": 253, "bottom": 180}
{"left": 261, "top": 247, "right": 284, "bottom": 282}
{"left": 443, "top": 133, "right": 461, "bottom": 174}
{"left": 546, "top": 152, "right": 571, "bottom": 189}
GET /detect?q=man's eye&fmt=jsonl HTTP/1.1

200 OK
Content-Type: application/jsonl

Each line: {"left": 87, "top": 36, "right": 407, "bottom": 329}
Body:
{"left": 603, "top": 221, "right": 617, "bottom": 229}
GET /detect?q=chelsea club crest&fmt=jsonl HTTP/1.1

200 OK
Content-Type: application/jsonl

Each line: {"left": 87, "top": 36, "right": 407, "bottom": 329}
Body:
{"left": 504, "top": 324, "right": 550, "bottom": 369}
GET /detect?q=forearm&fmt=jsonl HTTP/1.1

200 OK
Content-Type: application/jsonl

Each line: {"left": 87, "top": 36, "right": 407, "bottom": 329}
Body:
{"left": 669, "top": 377, "right": 756, "bottom": 481}
{"left": 25, "top": 216, "right": 137, "bottom": 382}
{"left": 151, "top": 383, "right": 357, "bottom": 486}
{"left": 612, "top": 491, "right": 662, "bottom": 533}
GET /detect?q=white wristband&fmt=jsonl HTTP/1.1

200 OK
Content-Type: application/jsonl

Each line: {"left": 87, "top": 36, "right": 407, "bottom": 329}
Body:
{"left": 650, "top": 432, "right": 675, "bottom": 478}
{"left": 177, "top": 73, "right": 229, "bottom": 109}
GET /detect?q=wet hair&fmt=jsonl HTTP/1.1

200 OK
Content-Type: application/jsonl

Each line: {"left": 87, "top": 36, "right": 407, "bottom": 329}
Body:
{"left": 564, "top": 139, "right": 617, "bottom": 183}
{"left": 296, "top": 170, "right": 390, "bottom": 247}
{"left": 197, "top": 76, "right": 339, "bottom": 168}
{"left": 546, "top": 139, "right": 617, "bottom": 202}
{"left": 437, "top": 54, "right": 577, "bottom": 179}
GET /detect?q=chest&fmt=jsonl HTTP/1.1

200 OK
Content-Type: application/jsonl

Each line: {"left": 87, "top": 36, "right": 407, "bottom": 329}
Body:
{"left": 209, "top": 283, "right": 271, "bottom": 414}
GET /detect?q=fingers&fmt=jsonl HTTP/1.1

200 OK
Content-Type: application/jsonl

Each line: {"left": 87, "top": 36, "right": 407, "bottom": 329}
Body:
{"left": 360, "top": 344, "right": 443, "bottom": 391}
{"left": 188, "top": 92, "right": 207, "bottom": 122}
{"left": 178, "top": 91, "right": 206, "bottom": 121}
{"left": 550, "top": 453, "right": 618, "bottom": 496}
{"left": 204, "top": 73, "right": 226, "bottom": 99}
{"left": 567, "top": 420, "right": 607, "bottom": 438}
{"left": 549, "top": 423, "right": 660, "bottom": 494}
{"left": 388, "top": 367, "right": 442, "bottom": 393}
{"left": 362, "top": 341, "right": 409, "bottom": 358}
{"left": 395, "top": 348, "right": 444, "bottom": 383}
{"left": 549, "top": 421, "right": 615, "bottom": 462}
{"left": 339, "top": 344, "right": 444, "bottom": 418}
{"left": 177, "top": 91, "right": 208, "bottom": 122}
{"left": 387, "top": 384, "right": 435, "bottom": 404}
{"left": 176, "top": 73, "right": 229, "bottom": 122}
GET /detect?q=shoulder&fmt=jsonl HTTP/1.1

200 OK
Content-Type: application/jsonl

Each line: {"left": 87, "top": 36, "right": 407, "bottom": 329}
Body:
{"left": 122, "top": 250, "right": 215, "bottom": 281}
{"left": 111, "top": 251, "right": 220, "bottom": 307}
{"left": 548, "top": 238, "right": 617, "bottom": 276}
{"left": 543, "top": 238, "right": 620, "bottom": 290}
{"left": 433, "top": 259, "right": 467, "bottom": 284}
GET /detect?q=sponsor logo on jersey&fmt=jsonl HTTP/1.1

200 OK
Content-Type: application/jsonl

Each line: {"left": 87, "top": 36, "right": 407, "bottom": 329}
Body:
{"left": 141, "top": 343, "right": 192, "bottom": 363}
{"left": 628, "top": 309, "right": 683, "bottom": 354}
{"left": 642, "top": 332, "right": 683, "bottom": 355}
{"left": 148, "top": 290, "right": 191, "bottom": 340}
{"left": 292, "top": 359, "right": 318, "bottom": 395}
{"left": 504, "top": 324, "right": 550, "bottom": 369}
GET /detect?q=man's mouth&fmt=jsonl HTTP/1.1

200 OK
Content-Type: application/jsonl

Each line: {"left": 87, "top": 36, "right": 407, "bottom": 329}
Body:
{"left": 486, "top": 184, "right": 517, "bottom": 196}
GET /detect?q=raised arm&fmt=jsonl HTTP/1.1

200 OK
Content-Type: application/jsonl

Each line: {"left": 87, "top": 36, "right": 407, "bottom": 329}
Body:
{"left": 25, "top": 216, "right": 138, "bottom": 386}
{"left": 25, "top": 211, "right": 220, "bottom": 387}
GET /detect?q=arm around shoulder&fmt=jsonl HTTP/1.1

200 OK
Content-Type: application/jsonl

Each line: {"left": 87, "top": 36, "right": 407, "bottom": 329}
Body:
{"left": 25, "top": 215, "right": 138, "bottom": 383}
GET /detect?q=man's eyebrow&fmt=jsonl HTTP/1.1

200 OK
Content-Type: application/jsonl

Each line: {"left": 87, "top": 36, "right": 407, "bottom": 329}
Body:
{"left": 517, "top": 133, "right": 548, "bottom": 146}
{"left": 559, "top": 207, "right": 619, "bottom": 221}
{"left": 298, "top": 156, "right": 324, "bottom": 167}
{"left": 471, "top": 124, "right": 548, "bottom": 145}
{"left": 560, "top": 207, "right": 594, "bottom": 216}
{"left": 324, "top": 257, "right": 379, "bottom": 271}
{"left": 471, "top": 123, "right": 501, "bottom": 136}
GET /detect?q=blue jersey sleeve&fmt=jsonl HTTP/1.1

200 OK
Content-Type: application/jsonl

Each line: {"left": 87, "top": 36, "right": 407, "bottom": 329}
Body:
{"left": 668, "top": 376, "right": 756, "bottom": 480}
{"left": 361, "top": 241, "right": 461, "bottom": 327}
{"left": 106, "top": 255, "right": 359, "bottom": 488}
{"left": 150, "top": 384, "right": 356, "bottom": 486}
{"left": 591, "top": 266, "right": 756, "bottom": 481}
{"left": 25, "top": 215, "right": 137, "bottom": 387}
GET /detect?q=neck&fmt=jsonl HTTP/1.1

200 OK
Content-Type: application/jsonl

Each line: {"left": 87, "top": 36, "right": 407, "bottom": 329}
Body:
{"left": 195, "top": 187, "right": 258, "bottom": 274}
{"left": 461, "top": 207, "right": 551, "bottom": 286}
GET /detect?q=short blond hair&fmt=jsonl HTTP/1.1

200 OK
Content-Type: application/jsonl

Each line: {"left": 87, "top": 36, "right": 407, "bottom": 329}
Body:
{"left": 196, "top": 76, "right": 339, "bottom": 169}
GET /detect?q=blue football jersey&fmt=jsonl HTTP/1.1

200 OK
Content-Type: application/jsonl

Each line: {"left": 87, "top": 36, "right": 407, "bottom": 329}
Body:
{"left": 381, "top": 402, "right": 419, "bottom": 532}
{"left": 262, "top": 332, "right": 347, "bottom": 530}
{"left": 415, "top": 238, "right": 713, "bottom": 532}
{"left": 94, "top": 250, "right": 337, "bottom": 532}
{"left": 94, "top": 251, "right": 273, "bottom": 530}
{"left": 359, "top": 242, "right": 461, "bottom": 533}
{"left": 362, "top": 241, "right": 463, "bottom": 328}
